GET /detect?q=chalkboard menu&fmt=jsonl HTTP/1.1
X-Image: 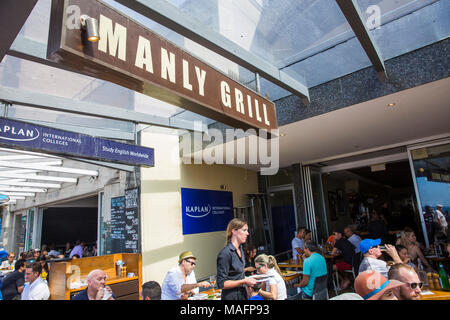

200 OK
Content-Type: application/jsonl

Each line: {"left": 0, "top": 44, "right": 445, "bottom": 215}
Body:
{"left": 110, "top": 196, "right": 126, "bottom": 253}
{"left": 124, "top": 188, "right": 140, "bottom": 253}
{"left": 109, "top": 188, "right": 140, "bottom": 254}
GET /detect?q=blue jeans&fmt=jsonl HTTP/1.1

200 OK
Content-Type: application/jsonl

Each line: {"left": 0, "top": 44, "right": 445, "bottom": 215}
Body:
{"left": 299, "top": 289, "right": 312, "bottom": 300}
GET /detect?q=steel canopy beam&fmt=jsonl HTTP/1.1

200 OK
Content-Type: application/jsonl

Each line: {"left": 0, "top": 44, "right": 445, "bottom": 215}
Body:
{"left": 0, "top": 0, "right": 38, "bottom": 61}
{"left": 336, "top": 0, "right": 387, "bottom": 81}
{"left": 115, "top": 0, "right": 310, "bottom": 102}
{"left": 0, "top": 86, "right": 207, "bottom": 133}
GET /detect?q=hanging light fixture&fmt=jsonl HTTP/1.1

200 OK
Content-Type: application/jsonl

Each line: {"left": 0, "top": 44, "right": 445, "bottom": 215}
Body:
{"left": 80, "top": 15, "right": 100, "bottom": 42}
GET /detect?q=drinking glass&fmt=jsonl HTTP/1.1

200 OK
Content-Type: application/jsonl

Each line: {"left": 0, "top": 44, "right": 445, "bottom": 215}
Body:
{"left": 210, "top": 275, "right": 217, "bottom": 294}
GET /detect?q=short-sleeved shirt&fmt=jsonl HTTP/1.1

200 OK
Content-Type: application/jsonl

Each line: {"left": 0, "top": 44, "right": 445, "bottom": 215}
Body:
{"left": 302, "top": 253, "right": 327, "bottom": 297}
{"left": 264, "top": 268, "right": 287, "bottom": 300}
{"left": 1, "top": 270, "right": 25, "bottom": 300}
{"left": 21, "top": 277, "right": 50, "bottom": 300}
{"left": 334, "top": 239, "right": 355, "bottom": 265}
{"left": 161, "top": 266, "right": 198, "bottom": 300}
{"left": 291, "top": 237, "right": 304, "bottom": 260}
{"left": 69, "top": 245, "right": 83, "bottom": 258}
{"left": 358, "top": 257, "right": 389, "bottom": 278}
{"left": 1, "top": 260, "right": 16, "bottom": 269}
{"left": 347, "top": 234, "right": 362, "bottom": 253}
{"left": 217, "top": 242, "right": 247, "bottom": 300}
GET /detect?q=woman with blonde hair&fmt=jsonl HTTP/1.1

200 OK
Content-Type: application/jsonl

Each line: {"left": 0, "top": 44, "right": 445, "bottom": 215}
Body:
{"left": 216, "top": 218, "right": 257, "bottom": 300}
{"left": 396, "top": 228, "right": 433, "bottom": 272}
{"left": 253, "top": 254, "right": 287, "bottom": 300}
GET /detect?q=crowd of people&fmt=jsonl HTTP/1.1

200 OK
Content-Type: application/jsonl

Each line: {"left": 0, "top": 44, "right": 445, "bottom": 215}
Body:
{"left": 1, "top": 213, "right": 449, "bottom": 301}
{"left": 0, "top": 240, "right": 98, "bottom": 300}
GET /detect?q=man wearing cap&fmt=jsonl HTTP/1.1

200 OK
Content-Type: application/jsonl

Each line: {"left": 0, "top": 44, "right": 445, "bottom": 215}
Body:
{"left": 161, "top": 251, "right": 211, "bottom": 300}
{"left": 354, "top": 270, "right": 404, "bottom": 300}
{"left": 358, "top": 239, "right": 402, "bottom": 278}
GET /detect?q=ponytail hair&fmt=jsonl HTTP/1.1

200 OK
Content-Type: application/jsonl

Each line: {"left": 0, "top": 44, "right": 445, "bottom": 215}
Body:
{"left": 254, "top": 254, "right": 282, "bottom": 277}
{"left": 225, "top": 218, "right": 248, "bottom": 244}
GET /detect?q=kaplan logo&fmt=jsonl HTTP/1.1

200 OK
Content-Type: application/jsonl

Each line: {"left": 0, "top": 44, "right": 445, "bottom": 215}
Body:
{"left": 185, "top": 205, "right": 211, "bottom": 218}
{"left": 0, "top": 125, "right": 40, "bottom": 142}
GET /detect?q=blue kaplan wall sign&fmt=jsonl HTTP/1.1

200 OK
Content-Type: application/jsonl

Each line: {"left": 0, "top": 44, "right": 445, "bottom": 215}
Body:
{"left": 181, "top": 188, "right": 234, "bottom": 235}
{"left": 0, "top": 118, "right": 154, "bottom": 167}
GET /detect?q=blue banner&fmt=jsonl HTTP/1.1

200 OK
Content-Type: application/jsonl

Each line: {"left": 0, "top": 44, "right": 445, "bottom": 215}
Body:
{"left": 181, "top": 188, "right": 234, "bottom": 235}
{"left": 0, "top": 117, "right": 154, "bottom": 167}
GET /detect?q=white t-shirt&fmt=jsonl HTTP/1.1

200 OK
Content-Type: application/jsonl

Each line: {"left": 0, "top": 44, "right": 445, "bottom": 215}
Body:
{"left": 264, "top": 268, "right": 287, "bottom": 300}
{"left": 21, "top": 277, "right": 50, "bottom": 300}
{"left": 161, "top": 266, "right": 199, "bottom": 300}
{"left": 435, "top": 209, "right": 448, "bottom": 228}
{"left": 358, "top": 257, "right": 389, "bottom": 278}
{"left": 291, "top": 237, "right": 304, "bottom": 260}
{"left": 1, "top": 260, "right": 15, "bottom": 269}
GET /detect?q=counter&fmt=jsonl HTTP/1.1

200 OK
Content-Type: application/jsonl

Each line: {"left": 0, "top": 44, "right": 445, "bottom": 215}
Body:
{"left": 48, "top": 253, "right": 142, "bottom": 300}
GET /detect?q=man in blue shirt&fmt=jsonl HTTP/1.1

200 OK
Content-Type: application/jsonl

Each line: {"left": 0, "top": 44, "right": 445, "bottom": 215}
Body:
{"left": 293, "top": 240, "right": 327, "bottom": 299}
{"left": 291, "top": 227, "right": 311, "bottom": 261}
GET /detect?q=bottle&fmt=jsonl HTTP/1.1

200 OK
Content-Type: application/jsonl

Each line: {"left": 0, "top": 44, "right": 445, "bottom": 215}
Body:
{"left": 438, "top": 263, "right": 450, "bottom": 290}
{"left": 433, "top": 273, "right": 441, "bottom": 290}
{"left": 427, "top": 273, "right": 434, "bottom": 290}
{"left": 417, "top": 258, "right": 428, "bottom": 288}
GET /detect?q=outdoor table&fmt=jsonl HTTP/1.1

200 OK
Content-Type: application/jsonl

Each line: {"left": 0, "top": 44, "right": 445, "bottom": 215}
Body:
{"left": 420, "top": 289, "right": 450, "bottom": 300}
{"left": 278, "top": 260, "right": 303, "bottom": 269}
{"left": 281, "top": 270, "right": 303, "bottom": 287}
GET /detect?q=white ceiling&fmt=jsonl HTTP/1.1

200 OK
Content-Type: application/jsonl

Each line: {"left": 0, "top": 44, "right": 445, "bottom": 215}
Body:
{"left": 0, "top": 148, "right": 98, "bottom": 205}
{"left": 277, "top": 77, "right": 450, "bottom": 168}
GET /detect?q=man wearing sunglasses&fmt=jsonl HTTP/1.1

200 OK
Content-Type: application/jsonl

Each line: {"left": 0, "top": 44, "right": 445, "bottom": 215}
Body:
{"left": 161, "top": 251, "right": 211, "bottom": 300}
{"left": 358, "top": 238, "right": 402, "bottom": 278}
{"left": 388, "top": 263, "right": 423, "bottom": 300}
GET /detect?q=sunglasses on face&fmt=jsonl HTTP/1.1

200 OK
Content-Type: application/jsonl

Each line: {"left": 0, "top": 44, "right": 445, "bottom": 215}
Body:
{"left": 406, "top": 282, "right": 423, "bottom": 290}
{"left": 185, "top": 260, "right": 196, "bottom": 267}
{"left": 256, "top": 264, "right": 265, "bottom": 269}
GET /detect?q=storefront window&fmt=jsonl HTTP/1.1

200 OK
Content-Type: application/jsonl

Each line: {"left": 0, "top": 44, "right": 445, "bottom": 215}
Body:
{"left": 410, "top": 143, "right": 450, "bottom": 246}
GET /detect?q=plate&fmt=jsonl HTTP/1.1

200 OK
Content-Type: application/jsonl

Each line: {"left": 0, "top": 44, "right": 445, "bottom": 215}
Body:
{"left": 192, "top": 293, "right": 208, "bottom": 300}
{"left": 249, "top": 274, "right": 273, "bottom": 279}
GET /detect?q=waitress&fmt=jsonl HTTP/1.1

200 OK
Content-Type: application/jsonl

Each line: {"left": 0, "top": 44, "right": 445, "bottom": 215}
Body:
{"left": 216, "top": 218, "right": 257, "bottom": 300}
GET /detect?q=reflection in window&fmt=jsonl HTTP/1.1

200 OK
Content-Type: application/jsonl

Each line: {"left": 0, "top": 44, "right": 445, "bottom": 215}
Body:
{"left": 411, "top": 143, "right": 450, "bottom": 244}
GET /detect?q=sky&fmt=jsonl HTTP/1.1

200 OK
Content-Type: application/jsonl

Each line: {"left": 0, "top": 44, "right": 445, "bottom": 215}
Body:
{"left": 416, "top": 176, "right": 450, "bottom": 209}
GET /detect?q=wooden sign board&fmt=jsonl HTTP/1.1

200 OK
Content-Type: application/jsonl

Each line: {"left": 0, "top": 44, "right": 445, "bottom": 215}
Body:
{"left": 47, "top": 0, "right": 278, "bottom": 132}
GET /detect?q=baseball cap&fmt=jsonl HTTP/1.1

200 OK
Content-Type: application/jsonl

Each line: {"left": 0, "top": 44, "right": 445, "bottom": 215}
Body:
{"left": 360, "top": 238, "right": 381, "bottom": 254}
{"left": 178, "top": 251, "right": 196, "bottom": 264}
{"left": 354, "top": 270, "right": 404, "bottom": 300}
{"left": 436, "top": 204, "right": 443, "bottom": 208}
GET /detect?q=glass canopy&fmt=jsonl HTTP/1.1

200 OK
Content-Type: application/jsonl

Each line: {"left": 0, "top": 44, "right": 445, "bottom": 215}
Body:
{"left": 3, "top": 0, "right": 449, "bottom": 133}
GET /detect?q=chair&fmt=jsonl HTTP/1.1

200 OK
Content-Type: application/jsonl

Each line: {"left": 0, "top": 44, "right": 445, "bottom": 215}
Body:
{"left": 312, "top": 274, "right": 329, "bottom": 300}
{"left": 333, "top": 252, "right": 361, "bottom": 294}
{"left": 286, "top": 287, "right": 302, "bottom": 300}
{"left": 352, "top": 252, "right": 363, "bottom": 277}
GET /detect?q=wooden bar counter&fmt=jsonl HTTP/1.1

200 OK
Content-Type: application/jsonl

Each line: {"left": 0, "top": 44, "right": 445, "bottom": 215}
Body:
{"left": 48, "top": 253, "right": 142, "bottom": 300}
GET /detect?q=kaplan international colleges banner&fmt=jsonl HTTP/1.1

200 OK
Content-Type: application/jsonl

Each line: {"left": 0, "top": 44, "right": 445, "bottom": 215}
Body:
{"left": 181, "top": 188, "right": 234, "bottom": 235}
{"left": 0, "top": 117, "right": 154, "bottom": 167}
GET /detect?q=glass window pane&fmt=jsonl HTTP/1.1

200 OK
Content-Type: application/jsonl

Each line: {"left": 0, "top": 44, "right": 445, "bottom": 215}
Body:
{"left": 411, "top": 143, "right": 450, "bottom": 246}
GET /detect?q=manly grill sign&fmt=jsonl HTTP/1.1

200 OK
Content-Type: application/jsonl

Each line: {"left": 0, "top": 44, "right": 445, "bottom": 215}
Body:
{"left": 47, "top": 0, "right": 278, "bottom": 132}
